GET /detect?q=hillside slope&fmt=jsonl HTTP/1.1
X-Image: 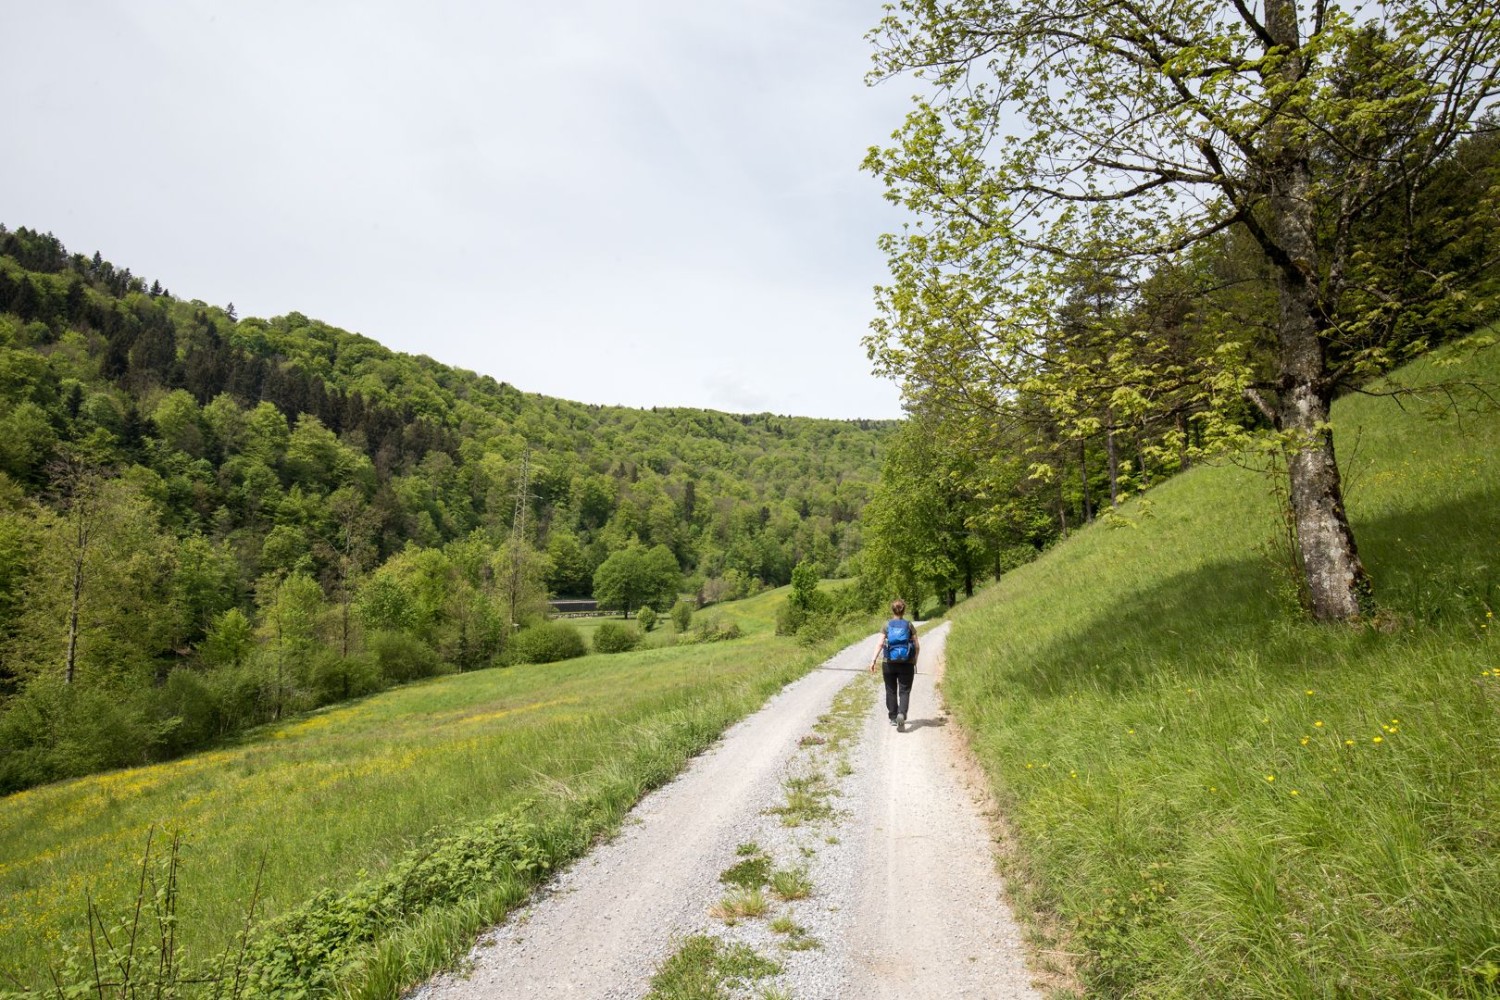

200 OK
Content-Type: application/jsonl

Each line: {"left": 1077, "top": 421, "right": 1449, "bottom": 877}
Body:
{"left": 943, "top": 341, "right": 1499, "bottom": 998}
{"left": 0, "top": 224, "right": 894, "bottom": 791}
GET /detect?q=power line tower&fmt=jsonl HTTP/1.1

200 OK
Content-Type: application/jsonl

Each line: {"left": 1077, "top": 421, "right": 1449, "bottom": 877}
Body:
{"left": 507, "top": 449, "right": 534, "bottom": 636}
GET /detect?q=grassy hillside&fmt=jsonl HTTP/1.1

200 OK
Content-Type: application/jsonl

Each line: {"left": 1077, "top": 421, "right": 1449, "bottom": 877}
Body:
{"left": 0, "top": 596, "right": 874, "bottom": 997}
{"left": 0, "top": 224, "right": 894, "bottom": 794}
{"left": 944, "top": 341, "right": 1499, "bottom": 998}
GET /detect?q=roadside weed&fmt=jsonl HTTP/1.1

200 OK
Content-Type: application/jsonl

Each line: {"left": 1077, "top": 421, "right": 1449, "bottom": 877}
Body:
{"left": 769, "top": 867, "right": 813, "bottom": 901}
{"left": 720, "top": 854, "right": 773, "bottom": 890}
{"left": 646, "top": 935, "right": 780, "bottom": 1000}
{"left": 709, "top": 888, "right": 769, "bottom": 924}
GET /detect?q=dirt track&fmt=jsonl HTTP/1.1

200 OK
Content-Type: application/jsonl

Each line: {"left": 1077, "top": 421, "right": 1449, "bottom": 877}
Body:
{"left": 413, "top": 623, "right": 1040, "bottom": 999}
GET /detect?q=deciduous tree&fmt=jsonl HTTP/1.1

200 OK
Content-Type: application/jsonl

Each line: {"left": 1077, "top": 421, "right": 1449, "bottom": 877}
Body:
{"left": 865, "top": 0, "right": 1500, "bottom": 620}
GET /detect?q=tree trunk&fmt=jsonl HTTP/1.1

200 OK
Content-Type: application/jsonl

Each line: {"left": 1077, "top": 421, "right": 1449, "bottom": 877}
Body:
{"left": 1265, "top": 0, "right": 1370, "bottom": 622}
{"left": 1078, "top": 441, "right": 1093, "bottom": 523}
{"left": 65, "top": 550, "right": 83, "bottom": 685}
{"left": 1275, "top": 308, "right": 1368, "bottom": 620}
{"left": 1106, "top": 411, "right": 1120, "bottom": 506}
{"left": 63, "top": 486, "right": 92, "bottom": 686}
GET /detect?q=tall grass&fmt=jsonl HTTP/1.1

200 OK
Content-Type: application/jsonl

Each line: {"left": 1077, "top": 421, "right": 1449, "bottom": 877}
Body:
{"left": 0, "top": 613, "right": 874, "bottom": 996}
{"left": 943, "top": 342, "right": 1500, "bottom": 998}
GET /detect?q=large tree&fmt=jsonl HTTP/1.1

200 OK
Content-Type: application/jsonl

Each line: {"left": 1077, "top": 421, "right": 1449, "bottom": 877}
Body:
{"left": 865, "top": 0, "right": 1500, "bottom": 620}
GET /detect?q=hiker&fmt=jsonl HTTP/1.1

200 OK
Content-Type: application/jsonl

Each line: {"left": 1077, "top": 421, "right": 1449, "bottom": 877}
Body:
{"left": 869, "top": 599, "right": 919, "bottom": 732}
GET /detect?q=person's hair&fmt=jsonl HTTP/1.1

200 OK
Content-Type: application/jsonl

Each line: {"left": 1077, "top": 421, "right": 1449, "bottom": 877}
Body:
{"left": 891, "top": 599, "right": 906, "bottom": 616}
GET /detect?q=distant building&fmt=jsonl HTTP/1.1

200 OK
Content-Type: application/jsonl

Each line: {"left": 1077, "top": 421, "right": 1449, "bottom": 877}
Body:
{"left": 548, "top": 598, "right": 598, "bottom": 614}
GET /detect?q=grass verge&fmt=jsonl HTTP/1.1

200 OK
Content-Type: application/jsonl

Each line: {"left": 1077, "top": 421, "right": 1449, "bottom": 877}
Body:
{"left": 943, "top": 341, "right": 1500, "bottom": 998}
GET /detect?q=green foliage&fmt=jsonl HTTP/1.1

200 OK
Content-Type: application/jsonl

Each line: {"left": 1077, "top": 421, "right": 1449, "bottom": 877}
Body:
{"left": 864, "top": 1, "right": 1500, "bottom": 617}
{"left": 670, "top": 599, "right": 694, "bottom": 633}
{"left": 241, "top": 809, "right": 553, "bottom": 997}
{"left": 364, "top": 630, "right": 443, "bottom": 684}
{"left": 591, "top": 622, "right": 640, "bottom": 654}
{"left": 508, "top": 622, "right": 586, "bottom": 664}
{"left": 862, "top": 414, "right": 1023, "bottom": 609}
{"left": 200, "top": 607, "right": 252, "bottom": 669}
{"left": 940, "top": 343, "right": 1500, "bottom": 997}
{"left": 0, "top": 680, "right": 162, "bottom": 793}
{"left": 775, "top": 559, "right": 834, "bottom": 636}
{"left": 0, "top": 226, "right": 894, "bottom": 790}
{"left": 683, "top": 618, "right": 744, "bottom": 645}
{"left": 592, "top": 543, "right": 679, "bottom": 618}
{"left": 636, "top": 604, "right": 658, "bottom": 632}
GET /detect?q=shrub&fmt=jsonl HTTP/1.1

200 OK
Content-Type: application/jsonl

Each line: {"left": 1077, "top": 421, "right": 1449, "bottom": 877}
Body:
{"left": 366, "top": 630, "right": 443, "bottom": 683}
{"left": 795, "top": 610, "right": 839, "bottom": 646}
{"left": 311, "top": 649, "right": 384, "bottom": 704}
{"left": 671, "top": 600, "right": 694, "bottom": 632}
{"left": 0, "top": 680, "right": 159, "bottom": 793}
{"left": 154, "top": 668, "right": 225, "bottom": 756}
{"left": 686, "top": 618, "right": 743, "bottom": 644}
{"left": 510, "top": 621, "right": 586, "bottom": 664}
{"left": 592, "top": 622, "right": 640, "bottom": 654}
{"left": 636, "top": 605, "right": 657, "bottom": 632}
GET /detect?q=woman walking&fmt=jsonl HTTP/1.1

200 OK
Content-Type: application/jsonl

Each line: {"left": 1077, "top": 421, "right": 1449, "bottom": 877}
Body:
{"left": 869, "top": 599, "right": 919, "bottom": 732}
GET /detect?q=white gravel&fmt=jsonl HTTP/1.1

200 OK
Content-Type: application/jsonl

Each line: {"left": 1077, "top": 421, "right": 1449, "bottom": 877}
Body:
{"left": 410, "top": 624, "right": 1041, "bottom": 1000}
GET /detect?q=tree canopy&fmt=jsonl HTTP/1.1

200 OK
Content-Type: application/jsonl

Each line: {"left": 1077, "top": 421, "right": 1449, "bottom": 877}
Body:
{"left": 864, "top": 0, "right": 1500, "bottom": 619}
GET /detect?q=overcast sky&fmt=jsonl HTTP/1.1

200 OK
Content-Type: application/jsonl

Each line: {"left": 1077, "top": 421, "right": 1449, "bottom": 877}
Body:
{"left": 3, "top": 1, "right": 917, "bottom": 419}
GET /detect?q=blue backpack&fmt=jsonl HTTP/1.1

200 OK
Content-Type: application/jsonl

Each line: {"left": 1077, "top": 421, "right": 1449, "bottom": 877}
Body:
{"left": 885, "top": 618, "right": 914, "bottom": 663}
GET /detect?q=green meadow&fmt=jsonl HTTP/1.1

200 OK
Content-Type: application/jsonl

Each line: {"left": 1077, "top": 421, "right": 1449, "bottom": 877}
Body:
{"left": 0, "top": 610, "right": 870, "bottom": 995}
{"left": 944, "top": 342, "right": 1500, "bottom": 998}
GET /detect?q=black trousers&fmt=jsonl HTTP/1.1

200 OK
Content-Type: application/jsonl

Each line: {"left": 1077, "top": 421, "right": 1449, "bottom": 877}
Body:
{"left": 882, "top": 660, "right": 915, "bottom": 719}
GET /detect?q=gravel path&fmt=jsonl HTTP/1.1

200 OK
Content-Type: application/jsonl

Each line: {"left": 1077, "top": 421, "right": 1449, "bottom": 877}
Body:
{"left": 411, "top": 624, "right": 1041, "bottom": 1000}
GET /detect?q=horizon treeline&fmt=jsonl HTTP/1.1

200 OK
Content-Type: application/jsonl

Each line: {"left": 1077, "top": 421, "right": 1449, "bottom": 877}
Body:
{"left": 0, "top": 225, "right": 897, "bottom": 793}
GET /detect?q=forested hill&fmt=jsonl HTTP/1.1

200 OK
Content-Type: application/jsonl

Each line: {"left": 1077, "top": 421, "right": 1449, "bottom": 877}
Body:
{"left": 0, "top": 224, "right": 895, "bottom": 791}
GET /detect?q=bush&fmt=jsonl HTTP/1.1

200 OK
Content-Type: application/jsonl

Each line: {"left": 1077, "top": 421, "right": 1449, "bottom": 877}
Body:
{"left": 0, "top": 681, "right": 160, "bottom": 793}
{"left": 367, "top": 630, "right": 443, "bottom": 683}
{"left": 685, "top": 617, "right": 743, "bottom": 644}
{"left": 510, "top": 621, "right": 586, "bottom": 664}
{"left": 671, "top": 600, "right": 694, "bottom": 632}
{"left": 636, "top": 605, "right": 657, "bottom": 632}
{"left": 154, "top": 668, "right": 225, "bottom": 756}
{"left": 795, "top": 610, "right": 839, "bottom": 646}
{"left": 592, "top": 622, "right": 640, "bottom": 654}
{"left": 311, "top": 649, "right": 384, "bottom": 705}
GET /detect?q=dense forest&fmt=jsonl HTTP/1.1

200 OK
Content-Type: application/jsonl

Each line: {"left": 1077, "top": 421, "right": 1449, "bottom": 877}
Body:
{"left": 0, "top": 225, "right": 896, "bottom": 792}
